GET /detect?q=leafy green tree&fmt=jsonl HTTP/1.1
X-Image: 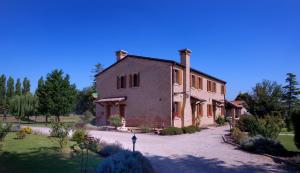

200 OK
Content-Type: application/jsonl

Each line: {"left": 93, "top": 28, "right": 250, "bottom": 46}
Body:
{"left": 6, "top": 77, "right": 14, "bottom": 98}
{"left": 75, "top": 87, "right": 95, "bottom": 115}
{"left": 22, "top": 77, "right": 31, "bottom": 95}
{"left": 43, "top": 70, "right": 77, "bottom": 122}
{"left": 237, "top": 80, "right": 283, "bottom": 117}
{"left": 15, "top": 78, "right": 22, "bottom": 96}
{"left": 35, "top": 77, "right": 50, "bottom": 123}
{"left": 9, "top": 94, "right": 38, "bottom": 125}
{"left": 0, "top": 75, "right": 6, "bottom": 114}
{"left": 283, "top": 73, "right": 300, "bottom": 130}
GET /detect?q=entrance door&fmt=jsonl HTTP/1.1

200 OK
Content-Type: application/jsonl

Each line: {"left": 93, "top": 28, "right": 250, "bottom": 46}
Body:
{"left": 191, "top": 104, "right": 196, "bottom": 125}
{"left": 213, "top": 104, "right": 217, "bottom": 121}
{"left": 119, "top": 105, "right": 126, "bottom": 118}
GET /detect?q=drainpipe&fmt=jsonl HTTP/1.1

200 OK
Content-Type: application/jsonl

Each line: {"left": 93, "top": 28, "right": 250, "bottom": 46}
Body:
{"left": 171, "top": 65, "right": 174, "bottom": 127}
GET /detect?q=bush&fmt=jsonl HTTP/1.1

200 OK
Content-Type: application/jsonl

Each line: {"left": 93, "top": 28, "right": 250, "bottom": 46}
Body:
{"left": 292, "top": 110, "right": 300, "bottom": 149}
{"left": 0, "top": 122, "right": 11, "bottom": 141}
{"left": 236, "top": 116, "right": 258, "bottom": 134}
{"left": 86, "top": 137, "right": 103, "bottom": 153}
{"left": 182, "top": 125, "right": 200, "bottom": 134}
{"left": 50, "top": 122, "right": 71, "bottom": 152}
{"left": 140, "top": 127, "right": 152, "bottom": 134}
{"left": 96, "top": 150, "right": 154, "bottom": 173}
{"left": 160, "top": 127, "right": 183, "bottom": 136}
{"left": 237, "top": 115, "right": 284, "bottom": 140}
{"left": 231, "top": 127, "right": 247, "bottom": 144}
{"left": 16, "top": 130, "right": 27, "bottom": 139}
{"left": 98, "top": 142, "right": 123, "bottom": 157}
{"left": 71, "top": 129, "right": 87, "bottom": 144}
{"left": 108, "top": 116, "right": 122, "bottom": 129}
{"left": 240, "top": 135, "right": 287, "bottom": 156}
{"left": 215, "top": 116, "right": 226, "bottom": 126}
{"left": 50, "top": 121, "right": 65, "bottom": 137}
{"left": 22, "top": 127, "right": 32, "bottom": 134}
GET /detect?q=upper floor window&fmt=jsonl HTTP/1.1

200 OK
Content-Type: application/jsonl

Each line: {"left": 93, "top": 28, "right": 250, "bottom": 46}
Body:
{"left": 221, "top": 85, "right": 225, "bottom": 95}
{"left": 117, "top": 75, "right": 126, "bottom": 89}
{"left": 191, "top": 75, "right": 196, "bottom": 88}
{"left": 129, "top": 73, "right": 140, "bottom": 87}
{"left": 198, "top": 77, "right": 203, "bottom": 90}
{"left": 173, "top": 69, "right": 182, "bottom": 85}
{"left": 207, "top": 80, "right": 217, "bottom": 93}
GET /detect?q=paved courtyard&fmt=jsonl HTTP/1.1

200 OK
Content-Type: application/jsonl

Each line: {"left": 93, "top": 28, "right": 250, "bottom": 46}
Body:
{"left": 31, "top": 125, "right": 297, "bottom": 173}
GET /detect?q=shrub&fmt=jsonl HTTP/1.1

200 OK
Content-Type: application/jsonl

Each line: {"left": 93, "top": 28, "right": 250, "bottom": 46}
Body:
{"left": 215, "top": 116, "right": 226, "bottom": 126}
{"left": 50, "top": 121, "right": 65, "bottom": 137}
{"left": 96, "top": 150, "right": 154, "bottom": 173}
{"left": 0, "top": 122, "right": 11, "bottom": 141}
{"left": 108, "top": 116, "right": 122, "bottom": 129}
{"left": 160, "top": 127, "right": 183, "bottom": 136}
{"left": 236, "top": 115, "right": 258, "bottom": 134}
{"left": 231, "top": 127, "right": 247, "bottom": 144}
{"left": 292, "top": 110, "right": 300, "bottom": 149}
{"left": 16, "top": 130, "right": 27, "bottom": 139}
{"left": 140, "top": 127, "right": 152, "bottom": 134}
{"left": 22, "top": 127, "right": 32, "bottom": 134}
{"left": 86, "top": 137, "right": 103, "bottom": 153}
{"left": 98, "top": 142, "right": 123, "bottom": 157}
{"left": 71, "top": 129, "right": 87, "bottom": 144}
{"left": 50, "top": 122, "right": 71, "bottom": 152}
{"left": 81, "top": 111, "right": 94, "bottom": 124}
{"left": 182, "top": 125, "right": 200, "bottom": 134}
{"left": 240, "top": 135, "right": 287, "bottom": 156}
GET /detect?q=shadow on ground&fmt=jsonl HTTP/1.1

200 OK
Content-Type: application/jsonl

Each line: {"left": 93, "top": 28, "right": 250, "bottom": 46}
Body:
{"left": 148, "top": 155, "right": 296, "bottom": 173}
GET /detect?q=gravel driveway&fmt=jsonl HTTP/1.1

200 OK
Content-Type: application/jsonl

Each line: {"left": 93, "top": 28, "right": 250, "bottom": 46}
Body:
{"left": 30, "top": 126, "right": 297, "bottom": 173}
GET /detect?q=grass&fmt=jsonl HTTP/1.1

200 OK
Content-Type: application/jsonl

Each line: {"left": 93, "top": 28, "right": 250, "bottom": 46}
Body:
{"left": 277, "top": 134, "right": 300, "bottom": 153}
{"left": 0, "top": 133, "right": 102, "bottom": 173}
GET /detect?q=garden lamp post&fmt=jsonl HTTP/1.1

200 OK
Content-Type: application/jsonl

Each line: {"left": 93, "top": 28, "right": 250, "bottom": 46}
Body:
{"left": 131, "top": 133, "right": 137, "bottom": 152}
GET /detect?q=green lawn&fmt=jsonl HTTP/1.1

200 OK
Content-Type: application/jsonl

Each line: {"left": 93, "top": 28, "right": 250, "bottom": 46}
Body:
{"left": 0, "top": 133, "right": 102, "bottom": 173}
{"left": 277, "top": 134, "right": 300, "bottom": 153}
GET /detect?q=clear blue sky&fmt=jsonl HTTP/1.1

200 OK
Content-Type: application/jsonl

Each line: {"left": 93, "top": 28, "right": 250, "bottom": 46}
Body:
{"left": 0, "top": 0, "right": 299, "bottom": 100}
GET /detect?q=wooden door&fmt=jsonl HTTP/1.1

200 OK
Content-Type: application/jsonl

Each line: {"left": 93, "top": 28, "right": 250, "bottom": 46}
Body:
{"left": 119, "top": 105, "right": 126, "bottom": 118}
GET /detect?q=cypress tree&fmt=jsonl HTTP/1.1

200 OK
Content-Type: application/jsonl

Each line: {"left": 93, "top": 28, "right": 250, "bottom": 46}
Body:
{"left": 22, "top": 77, "right": 31, "bottom": 95}
{"left": 15, "top": 78, "right": 22, "bottom": 96}
{"left": 0, "top": 75, "right": 6, "bottom": 100}
{"left": 6, "top": 77, "right": 14, "bottom": 98}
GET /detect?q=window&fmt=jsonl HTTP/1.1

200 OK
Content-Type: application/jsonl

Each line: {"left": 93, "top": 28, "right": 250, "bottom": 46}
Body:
{"left": 212, "top": 82, "right": 217, "bottom": 93}
{"left": 173, "top": 102, "right": 181, "bottom": 117}
{"left": 198, "top": 77, "right": 203, "bottom": 90}
{"left": 191, "top": 75, "right": 196, "bottom": 88}
{"left": 207, "top": 104, "right": 213, "bottom": 117}
{"left": 207, "top": 80, "right": 212, "bottom": 91}
{"left": 173, "top": 69, "right": 182, "bottom": 85}
{"left": 117, "top": 75, "right": 126, "bottom": 89}
{"left": 221, "top": 85, "right": 225, "bottom": 95}
{"left": 133, "top": 73, "right": 140, "bottom": 87}
{"left": 197, "top": 104, "right": 203, "bottom": 116}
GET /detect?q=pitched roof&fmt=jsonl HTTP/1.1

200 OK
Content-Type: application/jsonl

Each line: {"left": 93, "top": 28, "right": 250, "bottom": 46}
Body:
{"left": 95, "top": 55, "right": 226, "bottom": 84}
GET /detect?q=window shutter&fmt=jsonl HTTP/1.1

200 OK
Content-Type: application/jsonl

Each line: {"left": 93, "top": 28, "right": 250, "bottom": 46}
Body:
{"left": 137, "top": 73, "right": 140, "bottom": 86}
{"left": 200, "top": 78, "right": 203, "bottom": 90}
{"left": 195, "top": 77, "right": 199, "bottom": 89}
{"left": 124, "top": 75, "right": 127, "bottom": 88}
{"left": 178, "top": 102, "right": 182, "bottom": 118}
{"left": 179, "top": 70, "right": 182, "bottom": 85}
{"left": 207, "top": 104, "right": 210, "bottom": 116}
{"left": 129, "top": 75, "right": 132, "bottom": 88}
{"left": 117, "top": 76, "right": 120, "bottom": 89}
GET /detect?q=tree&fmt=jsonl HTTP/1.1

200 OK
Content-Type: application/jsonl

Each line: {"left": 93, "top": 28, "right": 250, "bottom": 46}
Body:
{"left": 9, "top": 94, "right": 38, "bottom": 125}
{"left": 0, "top": 74, "right": 6, "bottom": 113}
{"left": 6, "top": 77, "right": 14, "bottom": 98}
{"left": 35, "top": 77, "right": 49, "bottom": 123}
{"left": 15, "top": 78, "right": 22, "bottom": 96}
{"left": 292, "top": 110, "right": 300, "bottom": 149}
{"left": 283, "top": 73, "right": 300, "bottom": 130}
{"left": 75, "top": 87, "right": 95, "bottom": 115}
{"left": 238, "top": 80, "right": 283, "bottom": 117}
{"left": 22, "top": 77, "right": 31, "bottom": 95}
{"left": 43, "top": 70, "right": 77, "bottom": 122}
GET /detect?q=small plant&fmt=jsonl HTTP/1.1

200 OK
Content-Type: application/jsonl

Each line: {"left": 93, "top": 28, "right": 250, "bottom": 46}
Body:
{"left": 182, "top": 125, "right": 200, "bottom": 134}
{"left": 108, "top": 116, "right": 122, "bottom": 129}
{"left": 215, "top": 116, "right": 226, "bottom": 126}
{"left": 0, "top": 122, "right": 11, "bottom": 141}
{"left": 50, "top": 121, "right": 65, "bottom": 137}
{"left": 71, "top": 129, "right": 88, "bottom": 144}
{"left": 96, "top": 150, "right": 154, "bottom": 173}
{"left": 86, "top": 137, "right": 103, "bottom": 153}
{"left": 240, "top": 135, "right": 288, "bottom": 156}
{"left": 231, "top": 127, "right": 247, "bottom": 144}
{"left": 50, "top": 122, "right": 71, "bottom": 152}
{"left": 98, "top": 142, "right": 123, "bottom": 157}
{"left": 16, "top": 130, "right": 27, "bottom": 139}
{"left": 160, "top": 127, "right": 183, "bottom": 136}
{"left": 22, "top": 127, "right": 32, "bottom": 134}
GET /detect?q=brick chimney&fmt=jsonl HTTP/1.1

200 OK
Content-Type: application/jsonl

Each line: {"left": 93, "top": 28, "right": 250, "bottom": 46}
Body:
{"left": 179, "top": 48, "right": 192, "bottom": 127}
{"left": 116, "top": 50, "right": 128, "bottom": 61}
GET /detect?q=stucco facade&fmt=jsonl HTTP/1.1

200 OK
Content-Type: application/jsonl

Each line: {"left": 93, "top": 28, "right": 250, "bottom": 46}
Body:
{"left": 95, "top": 49, "right": 227, "bottom": 128}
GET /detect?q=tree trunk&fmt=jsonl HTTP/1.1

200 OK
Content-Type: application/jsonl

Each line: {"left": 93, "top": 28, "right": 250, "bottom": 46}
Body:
{"left": 57, "top": 115, "right": 60, "bottom": 122}
{"left": 46, "top": 116, "right": 48, "bottom": 126}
